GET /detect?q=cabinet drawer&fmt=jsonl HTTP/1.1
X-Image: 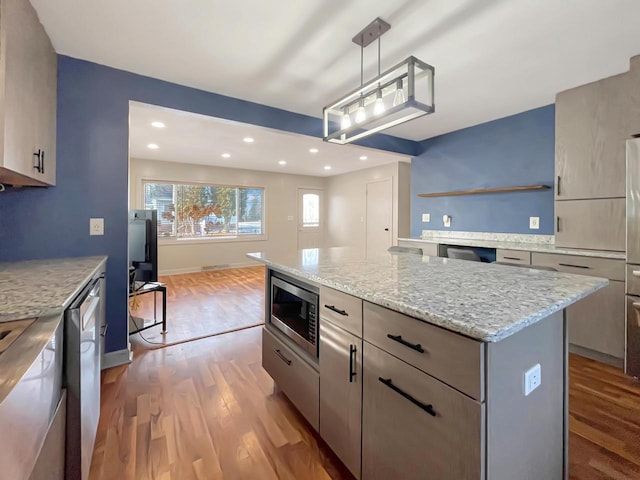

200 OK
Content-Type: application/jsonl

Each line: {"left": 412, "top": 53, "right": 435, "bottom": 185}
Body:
{"left": 363, "top": 302, "right": 484, "bottom": 400}
{"left": 496, "top": 249, "right": 531, "bottom": 265}
{"left": 362, "top": 342, "right": 484, "bottom": 480}
{"left": 320, "top": 286, "right": 362, "bottom": 337}
{"left": 399, "top": 240, "right": 438, "bottom": 256}
{"left": 262, "top": 328, "right": 319, "bottom": 430}
{"left": 627, "top": 265, "right": 640, "bottom": 296}
{"left": 531, "top": 252, "right": 624, "bottom": 281}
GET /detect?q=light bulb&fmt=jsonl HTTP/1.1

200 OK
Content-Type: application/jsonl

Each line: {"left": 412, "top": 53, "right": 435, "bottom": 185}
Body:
{"left": 355, "top": 99, "right": 366, "bottom": 124}
{"left": 374, "top": 91, "right": 385, "bottom": 116}
{"left": 393, "top": 79, "right": 405, "bottom": 107}
{"left": 341, "top": 109, "right": 352, "bottom": 129}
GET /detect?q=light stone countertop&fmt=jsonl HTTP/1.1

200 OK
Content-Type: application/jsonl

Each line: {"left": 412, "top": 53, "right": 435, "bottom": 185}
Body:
{"left": 0, "top": 256, "right": 108, "bottom": 322}
{"left": 400, "top": 235, "right": 625, "bottom": 260}
{"left": 247, "top": 247, "right": 608, "bottom": 343}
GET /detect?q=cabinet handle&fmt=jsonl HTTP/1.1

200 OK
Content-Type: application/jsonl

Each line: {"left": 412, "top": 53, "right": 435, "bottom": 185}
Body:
{"left": 387, "top": 334, "right": 425, "bottom": 353}
{"left": 556, "top": 216, "right": 561, "bottom": 232}
{"left": 41, "top": 150, "right": 45, "bottom": 174}
{"left": 324, "top": 304, "right": 348, "bottom": 316}
{"left": 558, "top": 263, "right": 590, "bottom": 269}
{"left": 349, "top": 344, "right": 357, "bottom": 383}
{"left": 557, "top": 175, "right": 561, "bottom": 196}
{"left": 274, "top": 349, "right": 292, "bottom": 366}
{"left": 632, "top": 270, "right": 640, "bottom": 277}
{"left": 33, "top": 149, "right": 42, "bottom": 173}
{"left": 378, "top": 377, "right": 436, "bottom": 417}
{"left": 632, "top": 302, "right": 640, "bottom": 310}
{"left": 503, "top": 256, "right": 522, "bottom": 261}
{"left": 100, "top": 323, "right": 108, "bottom": 338}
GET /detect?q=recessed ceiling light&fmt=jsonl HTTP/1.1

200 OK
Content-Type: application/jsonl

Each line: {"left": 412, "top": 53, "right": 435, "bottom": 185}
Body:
{"left": 147, "top": 143, "right": 159, "bottom": 150}
{"left": 243, "top": 137, "right": 255, "bottom": 143}
{"left": 324, "top": 165, "right": 332, "bottom": 171}
{"left": 151, "top": 121, "right": 165, "bottom": 128}
{"left": 309, "top": 148, "right": 319, "bottom": 153}
{"left": 278, "top": 160, "right": 287, "bottom": 165}
{"left": 221, "top": 153, "right": 231, "bottom": 158}
{"left": 360, "top": 155, "right": 368, "bottom": 160}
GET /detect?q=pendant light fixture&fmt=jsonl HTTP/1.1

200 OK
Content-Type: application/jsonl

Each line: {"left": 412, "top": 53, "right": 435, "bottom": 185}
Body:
{"left": 322, "top": 17, "right": 435, "bottom": 145}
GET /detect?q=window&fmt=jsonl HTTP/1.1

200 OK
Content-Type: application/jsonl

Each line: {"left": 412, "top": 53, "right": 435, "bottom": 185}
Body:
{"left": 302, "top": 193, "right": 320, "bottom": 227}
{"left": 143, "top": 181, "right": 264, "bottom": 240}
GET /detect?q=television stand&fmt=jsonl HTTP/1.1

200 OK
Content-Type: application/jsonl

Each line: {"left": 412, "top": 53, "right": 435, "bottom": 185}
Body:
{"left": 129, "top": 281, "right": 167, "bottom": 335}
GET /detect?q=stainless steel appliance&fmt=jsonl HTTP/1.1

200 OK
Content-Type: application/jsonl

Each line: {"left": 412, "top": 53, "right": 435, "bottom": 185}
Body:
{"left": 65, "top": 272, "right": 105, "bottom": 480}
{"left": 626, "top": 137, "right": 640, "bottom": 377}
{"left": 269, "top": 272, "right": 319, "bottom": 357}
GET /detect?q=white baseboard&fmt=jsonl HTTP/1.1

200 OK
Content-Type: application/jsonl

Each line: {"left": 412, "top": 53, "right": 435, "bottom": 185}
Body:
{"left": 159, "top": 260, "right": 260, "bottom": 276}
{"left": 102, "top": 347, "right": 132, "bottom": 370}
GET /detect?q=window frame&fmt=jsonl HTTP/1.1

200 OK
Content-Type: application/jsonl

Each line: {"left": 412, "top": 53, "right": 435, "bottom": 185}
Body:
{"left": 140, "top": 178, "right": 267, "bottom": 244}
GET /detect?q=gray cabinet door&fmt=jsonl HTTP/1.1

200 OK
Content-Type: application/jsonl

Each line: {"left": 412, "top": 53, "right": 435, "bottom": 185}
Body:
{"left": 555, "top": 198, "right": 625, "bottom": 251}
{"left": 319, "top": 320, "right": 362, "bottom": 479}
{"left": 362, "top": 342, "right": 484, "bottom": 480}
{"left": 0, "top": 0, "right": 57, "bottom": 186}
{"left": 568, "top": 280, "right": 625, "bottom": 360}
{"left": 555, "top": 71, "right": 634, "bottom": 200}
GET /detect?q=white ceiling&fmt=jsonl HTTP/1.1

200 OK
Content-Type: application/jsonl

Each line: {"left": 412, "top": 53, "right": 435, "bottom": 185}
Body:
{"left": 32, "top": 0, "right": 640, "bottom": 141}
{"left": 129, "top": 102, "right": 409, "bottom": 176}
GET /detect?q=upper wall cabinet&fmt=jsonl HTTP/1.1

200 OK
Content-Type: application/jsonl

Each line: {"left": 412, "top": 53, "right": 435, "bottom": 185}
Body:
{"left": 0, "top": 0, "right": 57, "bottom": 187}
{"left": 555, "top": 64, "right": 640, "bottom": 200}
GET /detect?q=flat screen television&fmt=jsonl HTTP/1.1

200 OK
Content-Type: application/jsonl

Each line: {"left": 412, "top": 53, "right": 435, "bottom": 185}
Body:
{"left": 128, "top": 209, "right": 158, "bottom": 284}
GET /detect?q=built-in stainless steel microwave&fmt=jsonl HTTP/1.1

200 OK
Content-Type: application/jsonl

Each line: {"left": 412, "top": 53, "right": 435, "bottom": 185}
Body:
{"left": 269, "top": 273, "right": 319, "bottom": 357}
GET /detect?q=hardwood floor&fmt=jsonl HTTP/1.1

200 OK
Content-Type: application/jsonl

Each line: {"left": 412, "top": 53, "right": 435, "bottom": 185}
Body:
{"left": 90, "top": 327, "right": 351, "bottom": 480}
{"left": 94, "top": 268, "right": 640, "bottom": 479}
{"left": 130, "top": 266, "right": 265, "bottom": 348}
{"left": 569, "top": 355, "right": 640, "bottom": 479}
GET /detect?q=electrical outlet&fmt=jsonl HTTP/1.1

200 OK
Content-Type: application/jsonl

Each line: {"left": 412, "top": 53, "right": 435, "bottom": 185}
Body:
{"left": 287, "top": 215, "right": 294, "bottom": 221}
{"left": 529, "top": 216, "right": 540, "bottom": 230}
{"left": 524, "top": 363, "right": 542, "bottom": 396}
{"left": 422, "top": 213, "right": 431, "bottom": 222}
{"left": 443, "top": 214, "right": 452, "bottom": 228}
{"left": 90, "top": 218, "right": 104, "bottom": 236}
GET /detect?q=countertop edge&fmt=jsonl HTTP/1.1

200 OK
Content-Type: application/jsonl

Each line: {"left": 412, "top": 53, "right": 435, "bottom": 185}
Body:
{"left": 398, "top": 237, "right": 626, "bottom": 260}
{"left": 249, "top": 253, "right": 609, "bottom": 343}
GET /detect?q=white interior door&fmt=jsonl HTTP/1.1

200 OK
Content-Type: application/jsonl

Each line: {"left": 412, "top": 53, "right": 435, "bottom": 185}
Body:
{"left": 366, "top": 179, "right": 393, "bottom": 255}
{"left": 298, "top": 188, "right": 323, "bottom": 249}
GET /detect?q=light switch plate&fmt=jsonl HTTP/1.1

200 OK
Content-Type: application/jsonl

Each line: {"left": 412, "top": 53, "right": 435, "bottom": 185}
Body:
{"left": 422, "top": 213, "right": 431, "bottom": 222}
{"left": 529, "top": 216, "right": 540, "bottom": 230}
{"left": 90, "top": 218, "right": 104, "bottom": 236}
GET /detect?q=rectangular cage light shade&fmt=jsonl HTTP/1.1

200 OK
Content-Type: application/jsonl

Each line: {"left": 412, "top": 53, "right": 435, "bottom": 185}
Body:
{"left": 323, "top": 56, "right": 434, "bottom": 144}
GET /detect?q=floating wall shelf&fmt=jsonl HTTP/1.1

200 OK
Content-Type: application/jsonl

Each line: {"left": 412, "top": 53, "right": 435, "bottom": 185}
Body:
{"left": 417, "top": 184, "right": 551, "bottom": 198}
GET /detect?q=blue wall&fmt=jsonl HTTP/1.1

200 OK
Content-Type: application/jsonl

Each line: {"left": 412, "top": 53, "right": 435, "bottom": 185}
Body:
{"left": 410, "top": 105, "right": 555, "bottom": 236}
{"left": 0, "top": 56, "right": 419, "bottom": 354}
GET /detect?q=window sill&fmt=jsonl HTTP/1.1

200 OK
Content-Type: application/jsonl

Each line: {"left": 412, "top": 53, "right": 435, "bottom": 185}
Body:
{"left": 159, "top": 235, "right": 268, "bottom": 246}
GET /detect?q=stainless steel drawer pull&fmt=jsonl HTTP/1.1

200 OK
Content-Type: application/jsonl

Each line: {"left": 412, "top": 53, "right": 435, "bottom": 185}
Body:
{"left": 387, "top": 334, "right": 425, "bottom": 353}
{"left": 349, "top": 344, "right": 357, "bottom": 383}
{"left": 632, "top": 302, "right": 640, "bottom": 310}
{"left": 558, "top": 263, "right": 590, "bottom": 269}
{"left": 274, "top": 349, "right": 292, "bottom": 365}
{"left": 379, "top": 377, "right": 436, "bottom": 417}
{"left": 324, "top": 304, "right": 348, "bottom": 316}
{"left": 503, "top": 256, "right": 522, "bottom": 261}
{"left": 633, "top": 270, "right": 640, "bottom": 277}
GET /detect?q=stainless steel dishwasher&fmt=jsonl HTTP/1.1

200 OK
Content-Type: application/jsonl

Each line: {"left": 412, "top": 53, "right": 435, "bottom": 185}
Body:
{"left": 65, "top": 272, "right": 105, "bottom": 480}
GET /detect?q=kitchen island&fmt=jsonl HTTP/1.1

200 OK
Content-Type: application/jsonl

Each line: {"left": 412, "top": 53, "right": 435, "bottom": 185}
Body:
{"left": 248, "top": 247, "right": 607, "bottom": 480}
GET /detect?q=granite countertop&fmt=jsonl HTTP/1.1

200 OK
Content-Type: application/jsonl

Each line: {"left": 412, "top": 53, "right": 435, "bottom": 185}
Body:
{"left": 399, "top": 234, "right": 625, "bottom": 260}
{"left": 0, "top": 256, "right": 108, "bottom": 322}
{"left": 247, "top": 247, "right": 608, "bottom": 343}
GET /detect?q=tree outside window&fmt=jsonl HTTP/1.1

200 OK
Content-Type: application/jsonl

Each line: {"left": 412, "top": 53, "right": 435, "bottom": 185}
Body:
{"left": 143, "top": 181, "right": 263, "bottom": 239}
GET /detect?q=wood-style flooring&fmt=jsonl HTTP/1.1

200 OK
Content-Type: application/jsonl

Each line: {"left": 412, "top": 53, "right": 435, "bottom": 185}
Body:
{"left": 130, "top": 266, "right": 265, "bottom": 348}
{"left": 93, "top": 268, "right": 640, "bottom": 479}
